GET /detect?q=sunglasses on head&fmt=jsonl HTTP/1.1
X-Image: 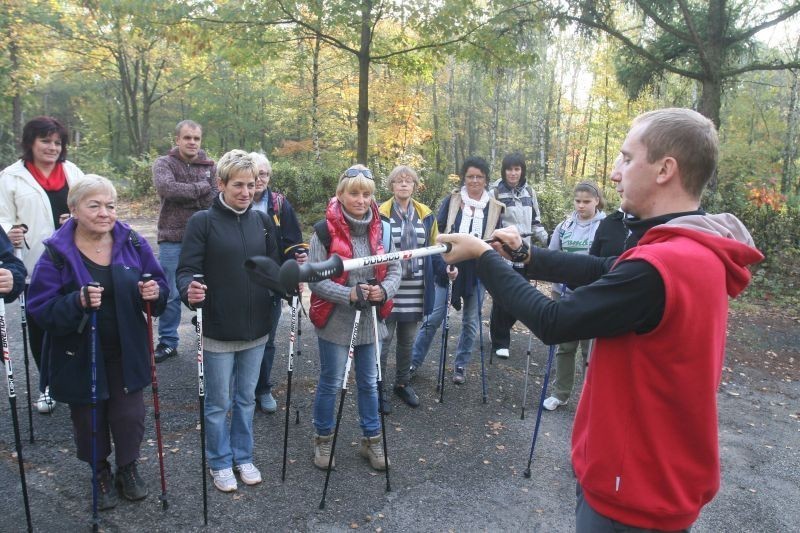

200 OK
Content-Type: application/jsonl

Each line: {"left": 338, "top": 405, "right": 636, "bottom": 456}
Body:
{"left": 342, "top": 168, "right": 374, "bottom": 180}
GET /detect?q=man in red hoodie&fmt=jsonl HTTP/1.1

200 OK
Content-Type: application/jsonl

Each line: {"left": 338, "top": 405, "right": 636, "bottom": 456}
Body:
{"left": 439, "top": 108, "right": 764, "bottom": 531}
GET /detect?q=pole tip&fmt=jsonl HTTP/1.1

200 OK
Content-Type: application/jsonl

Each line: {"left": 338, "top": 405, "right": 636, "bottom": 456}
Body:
{"left": 523, "top": 469, "right": 532, "bottom": 478}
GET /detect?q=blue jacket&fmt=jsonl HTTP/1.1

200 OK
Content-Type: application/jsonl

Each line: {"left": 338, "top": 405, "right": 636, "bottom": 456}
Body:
{"left": 28, "top": 219, "right": 168, "bottom": 404}
{"left": 0, "top": 227, "right": 26, "bottom": 303}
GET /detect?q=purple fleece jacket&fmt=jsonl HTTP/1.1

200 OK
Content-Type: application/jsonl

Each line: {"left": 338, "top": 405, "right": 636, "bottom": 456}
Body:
{"left": 152, "top": 147, "right": 216, "bottom": 243}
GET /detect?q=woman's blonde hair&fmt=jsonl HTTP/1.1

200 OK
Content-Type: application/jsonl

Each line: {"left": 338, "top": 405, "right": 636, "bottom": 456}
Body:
{"left": 386, "top": 165, "right": 419, "bottom": 189}
{"left": 336, "top": 164, "right": 376, "bottom": 196}
{"left": 67, "top": 174, "right": 117, "bottom": 210}
{"left": 217, "top": 149, "right": 258, "bottom": 184}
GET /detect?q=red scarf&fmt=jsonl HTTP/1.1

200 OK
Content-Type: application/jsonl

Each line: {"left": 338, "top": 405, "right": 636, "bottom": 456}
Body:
{"left": 25, "top": 161, "right": 67, "bottom": 192}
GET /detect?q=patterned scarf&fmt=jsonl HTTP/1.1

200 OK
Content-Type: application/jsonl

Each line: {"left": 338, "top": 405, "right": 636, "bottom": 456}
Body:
{"left": 458, "top": 187, "right": 489, "bottom": 237}
{"left": 394, "top": 200, "right": 419, "bottom": 279}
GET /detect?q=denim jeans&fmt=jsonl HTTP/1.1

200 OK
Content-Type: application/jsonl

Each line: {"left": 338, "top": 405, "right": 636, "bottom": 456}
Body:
{"left": 256, "top": 296, "right": 283, "bottom": 397}
{"left": 204, "top": 344, "right": 264, "bottom": 470}
{"left": 157, "top": 242, "right": 182, "bottom": 348}
{"left": 313, "top": 338, "right": 380, "bottom": 438}
{"left": 410, "top": 282, "right": 483, "bottom": 370}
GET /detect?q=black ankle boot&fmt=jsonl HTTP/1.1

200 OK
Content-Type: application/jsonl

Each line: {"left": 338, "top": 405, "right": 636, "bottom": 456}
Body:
{"left": 116, "top": 460, "right": 148, "bottom": 501}
{"left": 96, "top": 462, "right": 118, "bottom": 510}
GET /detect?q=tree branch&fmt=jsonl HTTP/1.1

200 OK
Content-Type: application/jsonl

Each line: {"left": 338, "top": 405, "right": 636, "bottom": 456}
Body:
{"left": 632, "top": 0, "right": 694, "bottom": 43}
{"left": 722, "top": 60, "right": 800, "bottom": 78}
{"left": 728, "top": 4, "right": 800, "bottom": 44}
{"left": 674, "top": 0, "right": 710, "bottom": 71}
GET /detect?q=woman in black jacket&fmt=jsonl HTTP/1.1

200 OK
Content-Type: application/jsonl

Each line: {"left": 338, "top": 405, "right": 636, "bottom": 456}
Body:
{"left": 177, "top": 150, "right": 280, "bottom": 493}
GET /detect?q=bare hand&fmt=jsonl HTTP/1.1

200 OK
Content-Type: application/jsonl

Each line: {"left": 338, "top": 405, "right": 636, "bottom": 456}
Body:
{"left": 80, "top": 285, "right": 103, "bottom": 309}
{"left": 436, "top": 233, "right": 491, "bottom": 264}
{"left": 0, "top": 268, "right": 13, "bottom": 294}
{"left": 8, "top": 226, "right": 26, "bottom": 248}
{"left": 138, "top": 279, "right": 160, "bottom": 301}
{"left": 487, "top": 226, "right": 528, "bottom": 262}
{"left": 295, "top": 252, "right": 308, "bottom": 265}
{"left": 447, "top": 265, "right": 458, "bottom": 280}
{"left": 58, "top": 213, "right": 71, "bottom": 226}
{"left": 187, "top": 280, "right": 207, "bottom": 305}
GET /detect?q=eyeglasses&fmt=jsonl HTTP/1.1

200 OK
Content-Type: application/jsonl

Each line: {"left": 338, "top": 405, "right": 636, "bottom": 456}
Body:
{"left": 392, "top": 178, "right": 415, "bottom": 186}
{"left": 465, "top": 174, "right": 486, "bottom": 181}
{"left": 256, "top": 172, "right": 271, "bottom": 180}
{"left": 342, "top": 168, "right": 374, "bottom": 181}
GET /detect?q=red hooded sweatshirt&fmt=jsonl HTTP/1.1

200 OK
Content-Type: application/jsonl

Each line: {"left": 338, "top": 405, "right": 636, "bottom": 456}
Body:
{"left": 571, "top": 214, "right": 764, "bottom": 530}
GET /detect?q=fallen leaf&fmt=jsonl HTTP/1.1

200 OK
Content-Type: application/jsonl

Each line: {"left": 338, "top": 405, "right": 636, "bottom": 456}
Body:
{"left": 350, "top": 522, "right": 359, "bottom": 529}
{"left": 483, "top": 459, "right": 491, "bottom": 464}
{"left": 495, "top": 445, "right": 505, "bottom": 450}
{"left": 170, "top": 448, "right": 180, "bottom": 453}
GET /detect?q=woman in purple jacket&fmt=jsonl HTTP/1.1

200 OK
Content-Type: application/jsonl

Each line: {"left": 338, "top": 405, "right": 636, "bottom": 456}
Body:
{"left": 28, "top": 175, "right": 168, "bottom": 511}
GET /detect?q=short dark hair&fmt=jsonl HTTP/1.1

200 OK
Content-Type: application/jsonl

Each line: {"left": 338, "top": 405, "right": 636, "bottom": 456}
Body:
{"left": 501, "top": 152, "right": 526, "bottom": 183}
{"left": 21, "top": 116, "right": 69, "bottom": 163}
{"left": 175, "top": 120, "right": 202, "bottom": 138}
{"left": 460, "top": 156, "right": 490, "bottom": 187}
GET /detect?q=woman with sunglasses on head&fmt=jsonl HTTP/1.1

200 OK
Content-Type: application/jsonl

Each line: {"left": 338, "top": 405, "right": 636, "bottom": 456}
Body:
{"left": 0, "top": 116, "right": 85, "bottom": 414}
{"left": 409, "top": 156, "right": 504, "bottom": 384}
{"left": 307, "top": 165, "right": 400, "bottom": 472}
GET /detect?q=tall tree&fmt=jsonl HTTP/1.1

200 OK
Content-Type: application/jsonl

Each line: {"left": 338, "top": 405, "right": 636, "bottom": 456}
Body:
{"left": 554, "top": 0, "right": 800, "bottom": 127}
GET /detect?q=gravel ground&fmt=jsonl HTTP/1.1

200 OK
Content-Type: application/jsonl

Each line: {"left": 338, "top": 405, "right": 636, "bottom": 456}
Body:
{"left": 0, "top": 211, "right": 797, "bottom": 532}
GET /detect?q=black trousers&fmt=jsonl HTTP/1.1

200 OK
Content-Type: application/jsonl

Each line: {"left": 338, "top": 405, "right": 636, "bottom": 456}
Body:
{"left": 69, "top": 358, "right": 145, "bottom": 469}
{"left": 489, "top": 265, "right": 527, "bottom": 350}
{"left": 575, "top": 483, "right": 692, "bottom": 533}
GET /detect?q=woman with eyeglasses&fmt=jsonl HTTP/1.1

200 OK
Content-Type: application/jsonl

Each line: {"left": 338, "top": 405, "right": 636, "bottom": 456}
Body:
{"left": 376, "top": 165, "right": 448, "bottom": 412}
{"left": 409, "top": 156, "right": 504, "bottom": 384}
{"left": 307, "top": 165, "right": 400, "bottom": 472}
{"left": 248, "top": 153, "right": 307, "bottom": 415}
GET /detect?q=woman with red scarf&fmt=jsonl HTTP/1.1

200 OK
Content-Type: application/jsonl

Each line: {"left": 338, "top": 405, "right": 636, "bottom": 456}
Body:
{"left": 0, "top": 116, "right": 85, "bottom": 414}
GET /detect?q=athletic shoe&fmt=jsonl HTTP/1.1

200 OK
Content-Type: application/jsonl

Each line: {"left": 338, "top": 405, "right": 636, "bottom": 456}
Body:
{"left": 209, "top": 467, "right": 238, "bottom": 492}
{"left": 313, "top": 434, "right": 335, "bottom": 470}
{"left": 495, "top": 348, "right": 510, "bottom": 359}
{"left": 393, "top": 384, "right": 420, "bottom": 407}
{"left": 543, "top": 396, "right": 567, "bottom": 411}
{"left": 116, "top": 460, "right": 148, "bottom": 500}
{"left": 37, "top": 388, "right": 56, "bottom": 414}
{"left": 258, "top": 392, "right": 277, "bottom": 414}
{"left": 234, "top": 463, "right": 262, "bottom": 486}
{"left": 452, "top": 367, "right": 466, "bottom": 385}
{"left": 97, "top": 464, "right": 118, "bottom": 510}
{"left": 154, "top": 343, "right": 178, "bottom": 363}
{"left": 408, "top": 366, "right": 417, "bottom": 381}
{"left": 359, "top": 435, "right": 388, "bottom": 471}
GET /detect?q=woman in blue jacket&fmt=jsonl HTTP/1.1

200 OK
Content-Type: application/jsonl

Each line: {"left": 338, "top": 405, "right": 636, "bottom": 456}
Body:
{"left": 28, "top": 175, "right": 168, "bottom": 510}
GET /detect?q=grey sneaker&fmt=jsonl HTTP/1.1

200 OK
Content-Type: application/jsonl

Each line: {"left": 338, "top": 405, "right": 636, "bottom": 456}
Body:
{"left": 97, "top": 463, "right": 118, "bottom": 511}
{"left": 543, "top": 396, "right": 567, "bottom": 411}
{"left": 495, "top": 348, "right": 510, "bottom": 359}
{"left": 452, "top": 367, "right": 466, "bottom": 385}
{"left": 313, "top": 434, "right": 335, "bottom": 470}
{"left": 234, "top": 463, "right": 262, "bottom": 485}
{"left": 37, "top": 388, "right": 56, "bottom": 414}
{"left": 209, "top": 467, "right": 237, "bottom": 492}
{"left": 258, "top": 392, "right": 277, "bottom": 414}
{"left": 359, "top": 435, "right": 388, "bottom": 471}
{"left": 116, "top": 460, "right": 148, "bottom": 501}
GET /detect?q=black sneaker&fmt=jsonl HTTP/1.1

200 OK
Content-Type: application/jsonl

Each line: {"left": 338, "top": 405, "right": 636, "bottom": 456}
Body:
{"left": 393, "top": 384, "right": 420, "bottom": 407}
{"left": 452, "top": 367, "right": 466, "bottom": 385}
{"left": 116, "top": 460, "right": 148, "bottom": 501}
{"left": 96, "top": 464, "right": 118, "bottom": 511}
{"left": 154, "top": 343, "right": 178, "bottom": 363}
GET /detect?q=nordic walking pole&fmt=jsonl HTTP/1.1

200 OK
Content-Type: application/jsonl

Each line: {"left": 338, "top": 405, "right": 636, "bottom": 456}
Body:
{"left": 142, "top": 274, "right": 168, "bottom": 510}
{"left": 281, "top": 293, "right": 299, "bottom": 482}
{"left": 14, "top": 248, "right": 34, "bottom": 443}
{"left": 319, "top": 298, "right": 362, "bottom": 510}
{"left": 436, "top": 275, "right": 453, "bottom": 403}
{"left": 368, "top": 279, "right": 391, "bottom": 493}
{"left": 477, "top": 281, "right": 487, "bottom": 404}
{"left": 295, "top": 303, "right": 304, "bottom": 426}
{"left": 520, "top": 282, "right": 538, "bottom": 420}
{"left": 524, "top": 283, "right": 566, "bottom": 478}
{"left": 192, "top": 274, "right": 208, "bottom": 525}
{"left": 0, "top": 262, "right": 33, "bottom": 533}
{"left": 520, "top": 329, "right": 534, "bottom": 420}
{"left": 86, "top": 282, "right": 100, "bottom": 533}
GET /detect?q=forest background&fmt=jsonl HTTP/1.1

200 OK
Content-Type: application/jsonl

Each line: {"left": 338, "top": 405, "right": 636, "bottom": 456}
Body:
{"left": 1, "top": 0, "right": 799, "bottom": 305}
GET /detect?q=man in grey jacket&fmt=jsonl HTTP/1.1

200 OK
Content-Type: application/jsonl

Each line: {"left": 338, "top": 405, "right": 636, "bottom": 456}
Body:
{"left": 151, "top": 120, "right": 216, "bottom": 362}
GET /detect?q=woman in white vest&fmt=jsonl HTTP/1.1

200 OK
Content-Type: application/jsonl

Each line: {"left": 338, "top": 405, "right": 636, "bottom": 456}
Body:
{"left": 0, "top": 116, "right": 85, "bottom": 414}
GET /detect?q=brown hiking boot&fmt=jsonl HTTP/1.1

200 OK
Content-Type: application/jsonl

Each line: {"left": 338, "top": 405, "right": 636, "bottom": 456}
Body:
{"left": 313, "top": 434, "right": 335, "bottom": 470}
{"left": 359, "top": 435, "right": 388, "bottom": 471}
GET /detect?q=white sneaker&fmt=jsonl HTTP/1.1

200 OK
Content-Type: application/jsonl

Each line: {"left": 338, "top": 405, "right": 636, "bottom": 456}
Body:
{"left": 495, "top": 348, "right": 510, "bottom": 359}
{"left": 37, "top": 388, "right": 56, "bottom": 414}
{"left": 543, "top": 396, "right": 567, "bottom": 411}
{"left": 209, "top": 467, "right": 238, "bottom": 492}
{"left": 234, "top": 463, "right": 262, "bottom": 486}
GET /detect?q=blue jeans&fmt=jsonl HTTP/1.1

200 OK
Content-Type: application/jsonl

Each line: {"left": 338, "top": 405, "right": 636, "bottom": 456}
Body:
{"left": 410, "top": 283, "right": 483, "bottom": 370}
{"left": 204, "top": 344, "right": 264, "bottom": 470}
{"left": 255, "top": 296, "right": 283, "bottom": 397}
{"left": 157, "top": 242, "right": 182, "bottom": 348}
{"left": 313, "top": 338, "right": 380, "bottom": 438}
